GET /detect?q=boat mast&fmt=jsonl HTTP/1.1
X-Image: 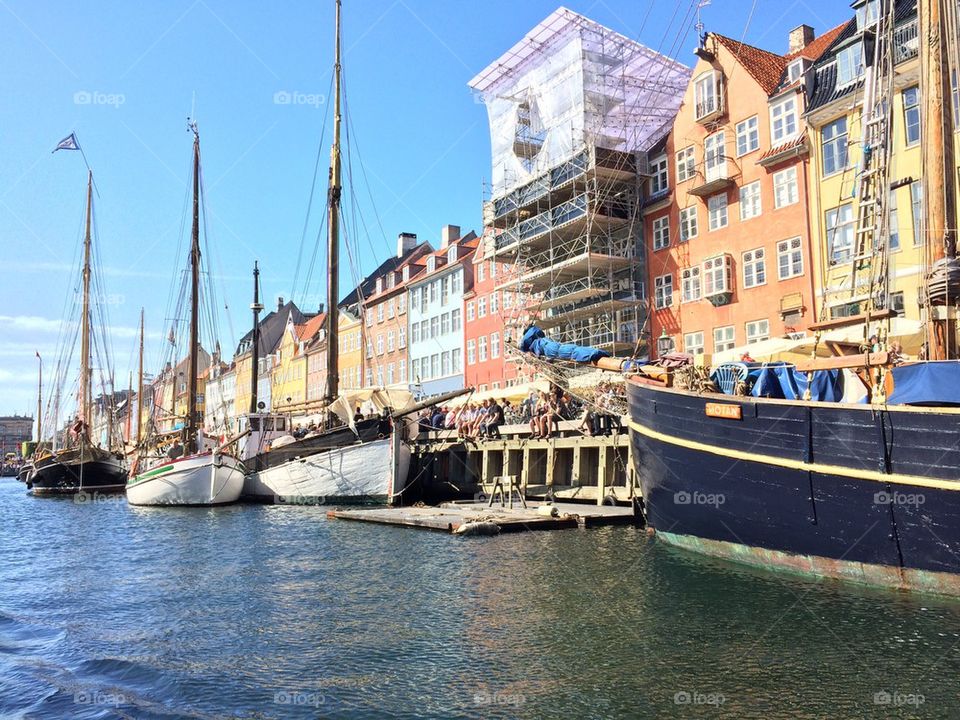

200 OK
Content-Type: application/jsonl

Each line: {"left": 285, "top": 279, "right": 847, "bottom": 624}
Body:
{"left": 136, "top": 308, "right": 144, "bottom": 447}
{"left": 186, "top": 125, "right": 201, "bottom": 450}
{"left": 35, "top": 352, "right": 42, "bottom": 444}
{"left": 79, "top": 170, "right": 93, "bottom": 435}
{"left": 249, "top": 261, "right": 263, "bottom": 414}
{"left": 323, "top": 0, "right": 342, "bottom": 407}
{"left": 921, "top": 0, "right": 959, "bottom": 359}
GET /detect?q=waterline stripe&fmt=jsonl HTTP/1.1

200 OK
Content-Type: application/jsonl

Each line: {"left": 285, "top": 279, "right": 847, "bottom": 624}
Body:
{"left": 628, "top": 419, "right": 960, "bottom": 492}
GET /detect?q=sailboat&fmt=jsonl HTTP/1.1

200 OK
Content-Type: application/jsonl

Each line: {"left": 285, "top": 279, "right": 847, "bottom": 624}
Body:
{"left": 126, "top": 126, "right": 246, "bottom": 506}
{"left": 30, "top": 172, "right": 127, "bottom": 495}
{"left": 239, "top": 0, "right": 425, "bottom": 504}
{"left": 520, "top": 0, "right": 960, "bottom": 595}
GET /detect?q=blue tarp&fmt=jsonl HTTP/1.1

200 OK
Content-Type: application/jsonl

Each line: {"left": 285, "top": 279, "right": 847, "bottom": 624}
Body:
{"left": 888, "top": 362, "right": 960, "bottom": 405}
{"left": 520, "top": 326, "right": 610, "bottom": 364}
{"left": 749, "top": 365, "right": 844, "bottom": 402}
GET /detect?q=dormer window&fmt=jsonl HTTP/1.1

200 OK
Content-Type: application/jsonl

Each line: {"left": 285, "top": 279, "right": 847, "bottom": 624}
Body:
{"left": 402, "top": 265, "right": 410, "bottom": 282}
{"left": 836, "top": 42, "right": 864, "bottom": 88}
{"left": 387, "top": 273, "right": 396, "bottom": 289}
{"left": 787, "top": 59, "right": 805, "bottom": 84}
{"left": 447, "top": 246, "right": 457, "bottom": 264}
{"left": 376, "top": 278, "right": 383, "bottom": 294}
{"left": 649, "top": 154, "right": 668, "bottom": 194}
{"left": 426, "top": 256, "right": 436, "bottom": 273}
{"left": 855, "top": 0, "right": 879, "bottom": 31}
{"left": 769, "top": 96, "right": 798, "bottom": 144}
{"left": 694, "top": 70, "right": 722, "bottom": 121}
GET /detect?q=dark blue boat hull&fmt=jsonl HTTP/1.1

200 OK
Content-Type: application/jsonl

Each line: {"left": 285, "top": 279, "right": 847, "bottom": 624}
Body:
{"left": 627, "top": 379, "right": 960, "bottom": 593}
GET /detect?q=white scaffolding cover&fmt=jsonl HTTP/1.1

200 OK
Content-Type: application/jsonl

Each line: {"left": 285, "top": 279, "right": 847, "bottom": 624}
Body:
{"left": 468, "top": 7, "right": 689, "bottom": 199}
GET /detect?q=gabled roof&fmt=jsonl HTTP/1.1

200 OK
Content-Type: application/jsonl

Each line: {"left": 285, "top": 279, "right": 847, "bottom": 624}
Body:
{"left": 339, "top": 241, "right": 433, "bottom": 309}
{"left": 787, "top": 22, "right": 849, "bottom": 62}
{"left": 234, "top": 301, "right": 308, "bottom": 359}
{"left": 297, "top": 312, "right": 327, "bottom": 343}
{"left": 713, "top": 34, "right": 788, "bottom": 95}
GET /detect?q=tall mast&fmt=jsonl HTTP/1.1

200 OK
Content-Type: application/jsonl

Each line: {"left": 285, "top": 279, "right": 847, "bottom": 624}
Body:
{"left": 324, "top": 0, "right": 342, "bottom": 406}
{"left": 921, "top": 0, "right": 959, "bottom": 358}
{"left": 35, "top": 352, "right": 42, "bottom": 444}
{"left": 136, "top": 308, "right": 144, "bottom": 446}
{"left": 79, "top": 170, "right": 93, "bottom": 433}
{"left": 186, "top": 125, "right": 201, "bottom": 449}
{"left": 249, "top": 261, "right": 263, "bottom": 414}
{"left": 126, "top": 371, "right": 133, "bottom": 443}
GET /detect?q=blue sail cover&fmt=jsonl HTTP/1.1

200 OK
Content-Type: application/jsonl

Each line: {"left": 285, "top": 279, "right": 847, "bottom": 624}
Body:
{"left": 520, "top": 326, "right": 611, "bottom": 364}
{"left": 750, "top": 365, "right": 844, "bottom": 402}
{"left": 888, "top": 362, "right": 960, "bottom": 405}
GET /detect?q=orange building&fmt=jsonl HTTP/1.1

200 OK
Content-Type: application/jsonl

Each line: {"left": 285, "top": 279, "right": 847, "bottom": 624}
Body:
{"left": 644, "top": 24, "right": 844, "bottom": 358}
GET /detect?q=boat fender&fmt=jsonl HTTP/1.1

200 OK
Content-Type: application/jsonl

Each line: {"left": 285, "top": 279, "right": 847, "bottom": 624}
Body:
{"left": 536, "top": 505, "right": 559, "bottom": 517}
{"left": 454, "top": 521, "right": 501, "bottom": 536}
{"left": 603, "top": 494, "right": 618, "bottom": 506}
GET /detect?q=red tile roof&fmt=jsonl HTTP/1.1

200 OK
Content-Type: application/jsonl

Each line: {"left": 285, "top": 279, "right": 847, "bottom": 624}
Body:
{"left": 296, "top": 312, "right": 326, "bottom": 342}
{"left": 758, "top": 133, "right": 808, "bottom": 162}
{"left": 786, "top": 22, "right": 849, "bottom": 62}
{"left": 713, "top": 34, "right": 787, "bottom": 95}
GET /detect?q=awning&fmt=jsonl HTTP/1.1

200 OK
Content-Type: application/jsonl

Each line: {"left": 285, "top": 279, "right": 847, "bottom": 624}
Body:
{"left": 447, "top": 379, "right": 550, "bottom": 408}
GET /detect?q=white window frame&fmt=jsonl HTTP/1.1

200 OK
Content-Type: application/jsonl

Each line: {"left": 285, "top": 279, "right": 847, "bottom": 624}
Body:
{"left": 713, "top": 325, "right": 735, "bottom": 353}
{"left": 684, "top": 331, "right": 705, "bottom": 355}
{"left": 702, "top": 255, "right": 732, "bottom": 297}
{"left": 742, "top": 247, "right": 766, "bottom": 289}
{"left": 694, "top": 70, "right": 721, "bottom": 119}
{"left": 739, "top": 181, "right": 761, "bottom": 221}
{"left": 826, "top": 203, "right": 855, "bottom": 264}
{"left": 708, "top": 193, "right": 728, "bottom": 231}
{"left": 652, "top": 215, "right": 670, "bottom": 251}
{"left": 654, "top": 274, "right": 673, "bottom": 309}
{"left": 836, "top": 43, "right": 864, "bottom": 88}
{"left": 735, "top": 116, "right": 759, "bottom": 156}
{"left": 681, "top": 266, "right": 701, "bottom": 303}
{"left": 679, "top": 206, "right": 698, "bottom": 242}
{"left": 773, "top": 167, "right": 799, "bottom": 208}
{"left": 676, "top": 146, "right": 695, "bottom": 182}
{"left": 821, "top": 116, "right": 849, "bottom": 176}
{"left": 769, "top": 96, "right": 798, "bottom": 144}
{"left": 650, "top": 154, "right": 668, "bottom": 194}
{"left": 777, "top": 237, "right": 804, "bottom": 279}
{"left": 705, "top": 131, "right": 726, "bottom": 182}
{"left": 746, "top": 319, "right": 770, "bottom": 344}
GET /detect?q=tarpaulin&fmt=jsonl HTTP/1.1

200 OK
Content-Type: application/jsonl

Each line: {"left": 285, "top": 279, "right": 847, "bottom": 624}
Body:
{"left": 750, "top": 365, "right": 844, "bottom": 402}
{"left": 887, "top": 362, "right": 960, "bottom": 405}
{"left": 520, "top": 326, "right": 610, "bottom": 364}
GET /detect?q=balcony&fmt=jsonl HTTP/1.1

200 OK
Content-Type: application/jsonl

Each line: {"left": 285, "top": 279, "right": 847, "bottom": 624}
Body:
{"left": 894, "top": 18, "right": 918, "bottom": 64}
{"left": 494, "top": 193, "right": 633, "bottom": 253}
{"left": 688, "top": 157, "right": 737, "bottom": 198}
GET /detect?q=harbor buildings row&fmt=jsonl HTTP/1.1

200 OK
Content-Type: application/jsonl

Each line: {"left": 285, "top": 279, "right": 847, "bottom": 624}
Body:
{"left": 117, "top": 1, "right": 958, "bottom": 436}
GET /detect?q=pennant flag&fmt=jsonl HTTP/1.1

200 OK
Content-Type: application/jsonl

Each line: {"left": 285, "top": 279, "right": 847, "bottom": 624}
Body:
{"left": 52, "top": 133, "right": 79, "bottom": 153}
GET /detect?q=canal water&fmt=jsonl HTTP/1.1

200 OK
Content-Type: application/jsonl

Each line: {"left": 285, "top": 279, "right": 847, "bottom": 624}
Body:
{"left": 2, "top": 479, "right": 960, "bottom": 719}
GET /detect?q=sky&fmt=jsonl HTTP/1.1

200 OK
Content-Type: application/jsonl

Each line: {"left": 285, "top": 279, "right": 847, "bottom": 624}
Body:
{"left": 0, "top": 0, "right": 851, "bottom": 416}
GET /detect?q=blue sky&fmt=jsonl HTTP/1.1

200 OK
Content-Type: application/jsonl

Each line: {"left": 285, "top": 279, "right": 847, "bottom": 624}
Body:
{"left": 0, "top": 0, "right": 850, "bottom": 416}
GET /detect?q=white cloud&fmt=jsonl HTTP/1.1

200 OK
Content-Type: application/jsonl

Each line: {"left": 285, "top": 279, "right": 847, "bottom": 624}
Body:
{"left": 0, "top": 315, "right": 63, "bottom": 333}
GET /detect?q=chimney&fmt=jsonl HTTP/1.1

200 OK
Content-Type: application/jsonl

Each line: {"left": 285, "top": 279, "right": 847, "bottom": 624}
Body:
{"left": 277, "top": 296, "right": 284, "bottom": 311}
{"left": 788, "top": 25, "right": 815, "bottom": 54}
{"left": 441, "top": 224, "right": 461, "bottom": 250}
{"left": 317, "top": 303, "right": 325, "bottom": 314}
{"left": 397, "top": 232, "right": 417, "bottom": 258}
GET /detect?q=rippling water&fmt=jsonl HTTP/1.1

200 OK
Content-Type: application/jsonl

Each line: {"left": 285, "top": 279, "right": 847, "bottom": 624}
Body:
{"left": 3, "top": 478, "right": 960, "bottom": 718}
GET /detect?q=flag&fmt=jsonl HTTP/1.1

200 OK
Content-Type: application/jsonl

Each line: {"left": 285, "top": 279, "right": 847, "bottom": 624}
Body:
{"left": 52, "top": 133, "right": 79, "bottom": 153}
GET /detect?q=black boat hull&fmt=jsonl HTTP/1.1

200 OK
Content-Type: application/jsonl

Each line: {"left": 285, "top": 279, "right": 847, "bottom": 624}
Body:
{"left": 627, "top": 379, "right": 960, "bottom": 594}
{"left": 30, "top": 456, "right": 127, "bottom": 495}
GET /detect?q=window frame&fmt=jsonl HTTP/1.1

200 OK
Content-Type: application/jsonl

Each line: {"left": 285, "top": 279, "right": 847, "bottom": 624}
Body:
{"left": 736, "top": 115, "right": 759, "bottom": 157}
{"left": 739, "top": 181, "right": 762, "bottom": 221}
{"left": 776, "top": 237, "right": 804, "bottom": 279}
{"left": 769, "top": 95, "right": 799, "bottom": 144}
{"left": 742, "top": 247, "right": 766, "bottom": 289}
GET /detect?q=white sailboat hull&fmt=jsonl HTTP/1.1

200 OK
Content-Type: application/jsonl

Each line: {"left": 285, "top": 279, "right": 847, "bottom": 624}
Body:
{"left": 243, "top": 436, "right": 410, "bottom": 504}
{"left": 127, "top": 453, "right": 245, "bottom": 506}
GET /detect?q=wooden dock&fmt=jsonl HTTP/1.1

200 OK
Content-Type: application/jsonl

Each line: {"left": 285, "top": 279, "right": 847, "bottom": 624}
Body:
{"left": 328, "top": 500, "right": 638, "bottom": 534}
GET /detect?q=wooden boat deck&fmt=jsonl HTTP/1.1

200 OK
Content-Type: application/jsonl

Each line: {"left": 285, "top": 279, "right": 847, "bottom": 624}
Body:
{"left": 328, "top": 500, "right": 637, "bottom": 534}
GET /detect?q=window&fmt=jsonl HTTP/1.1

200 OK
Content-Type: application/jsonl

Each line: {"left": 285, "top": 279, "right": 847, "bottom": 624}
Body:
{"left": 399, "top": 359, "right": 406, "bottom": 382}
{"left": 503, "top": 291, "right": 513, "bottom": 309}
{"left": 681, "top": 266, "right": 701, "bottom": 302}
{"left": 412, "top": 322, "right": 420, "bottom": 344}
{"left": 889, "top": 291, "right": 905, "bottom": 314}
{"left": 467, "top": 339, "right": 476, "bottom": 364}
{"left": 426, "top": 256, "right": 436, "bottom": 273}
{"left": 430, "top": 316, "right": 439, "bottom": 339}
{"left": 822, "top": 117, "right": 848, "bottom": 175}
{"left": 491, "top": 332, "right": 500, "bottom": 359}
{"left": 451, "top": 272, "right": 462, "bottom": 294}
{"left": 478, "top": 336, "right": 488, "bottom": 362}
{"left": 387, "top": 299, "right": 395, "bottom": 319}
{"left": 787, "top": 59, "right": 804, "bottom": 83}
{"left": 387, "top": 364, "right": 395, "bottom": 384}
{"left": 652, "top": 216, "right": 670, "bottom": 250}
{"left": 377, "top": 367, "right": 384, "bottom": 386}
{"left": 676, "top": 146, "right": 695, "bottom": 182}
{"left": 694, "top": 70, "right": 721, "bottom": 119}
{"left": 888, "top": 190, "right": 900, "bottom": 251}
{"left": 770, "top": 96, "right": 798, "bottom": 143}
{"left": 654, "top": 274, "right": 673, "bottom": 309}
{"left": 398, "top": 294, "right": 406, "bottom": 314}
{"left": 399, "top": 327, "right": 407, "bottom": 348}
{"left": 739, "top": 182, "right": 761, "bottom": 220}
{"left": 477, "top": 262, "right": 485, "bottom": 283}
{"left": 387, "top": 331, "right": 395, "bottom": 352}
{"left": 447, "top": 246, "right": 457, "bottom": 264}
{"left": 742, "top": 248, "right": 766, "bottom": 288}
{"left": 773, "top": 167, "right": 799, "bottom": 208}
{"left": 429, "top": 281, "right": 438, "bottom": 304}
{"left": 911, "top": 181, "right": 924, "bottom": 246}
{"left": 836, "top": 43, "right": 863, "bottom": 87}
{"left": 952, "top": 68, "right": 959, "bottom": 130}
{"left": 680, "top": 206, "right": 698, "bottom": 241}
{"left": 366, "top": 340, "right": 373, "bottom": 358}
{"left": 702, "top": 255, "right": 731, "bottom": 296}
{"left": 376, "top": 278, "right": 383, "bottom": 294}
{"left": 365, "top": 309, "right": 373, "bottom": 326}
{"left": 490, "top": 291, "right": 499, "bottom": 315}
{"left": 650, "top": 155, "right": 668, "bottom": 194}
{"left": 708, "top": 193, "right": 728, "bottom": 231}
{"left": 746, "top": 319, "right": 770, "bottom": 344}
{"left": 489, "top": 260, "right": 497, "bottom": 278}
{"left": 684, "top": 332, "right": 705, "bottom": 355}
{"left": 402, "top": 266, "right": 410, "bottom": 282}
{"left": 376, "top": 334, "right": 384, "bottom": 355}
{"left": 777, "top": 237, "right": 803, "bottom": 279}
{"left": 713, "top": 326, "right": 735, "bottom": 352}
{"left": 736, "top": 116, "right": 759, "bottom": 156}
{"left": 451, "top": 349, "right": 461, "bottom": 374}
{"left": 441, "top": 277, "right": 449, "bottom": 306}
{"left": 826, "top": 203, "right": 855, "bottom": 263}
{"left": 705, "top": 131, "right": 726, "bottom": 181}
{"left": 366, "top": 368, "right": 373, "bottom": 386}
{"left": 856, "top": 0, "right": 878, "bottom": 30}
{"left": 441, "top": 351, "right": 450, "bottom": 376}
{"left": 451, "top": 308, "right": 461, "bottom": 331}
{"left": 431, "top": 354, "right": 439, "bottom": 378}
{"left": 441, "top": 312, "right": 450, "bottom": 335}
{"left": 477, "top": 297, "right": 487, "bottom": 318}
{"left": 466, "top": 301, "right": 475, "bottom": 322}
{"left": 903, "top": 86, "right": 920, "bottom": 146}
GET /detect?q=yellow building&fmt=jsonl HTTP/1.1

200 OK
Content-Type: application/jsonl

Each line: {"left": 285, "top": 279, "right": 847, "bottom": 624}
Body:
{"left": 338, "top": 308, "right": 363, "bottom": 390}
{"left": 806, "top": 6, "right": 924, "bottom": 323}
{"left": 271, "top": 315, "right": 308, "bottom": 415}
